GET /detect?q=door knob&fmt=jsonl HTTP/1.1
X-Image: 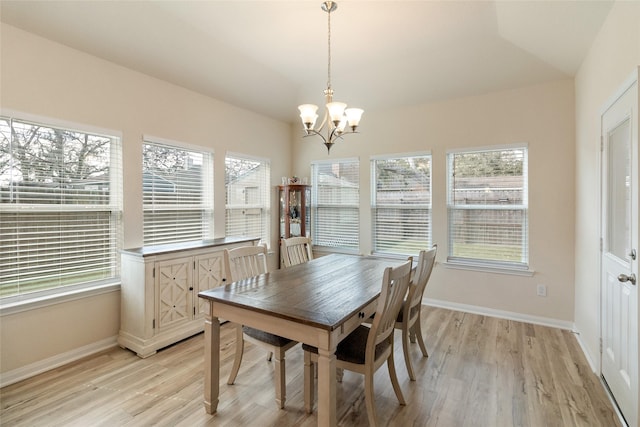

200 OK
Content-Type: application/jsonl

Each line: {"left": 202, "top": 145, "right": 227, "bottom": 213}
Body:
{"left": 618, "top": 273, "right": 637, "bottom": 285}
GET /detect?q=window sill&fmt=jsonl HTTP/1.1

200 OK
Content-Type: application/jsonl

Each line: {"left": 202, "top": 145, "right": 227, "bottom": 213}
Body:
{"left": 0, "top": 282, "right": 121, "bottom": 317}
{"left": 443, "top": 261, "right": 534, "bottom": 277}
{"left": 313, "top": 247, "right": 360, "bottom": 256}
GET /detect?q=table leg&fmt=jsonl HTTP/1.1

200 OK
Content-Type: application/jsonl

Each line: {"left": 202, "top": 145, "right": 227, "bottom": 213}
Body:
{"left": 316, "top": 348, "right": 337, "bottom": 427}
{"left": 203, "top": 303, "right": 220, "bottom": 414}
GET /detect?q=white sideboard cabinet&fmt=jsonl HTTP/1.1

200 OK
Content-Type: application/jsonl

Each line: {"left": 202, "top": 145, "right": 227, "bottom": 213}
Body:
{"left": 118, "top": 237, "right": 259, "bottom": 358}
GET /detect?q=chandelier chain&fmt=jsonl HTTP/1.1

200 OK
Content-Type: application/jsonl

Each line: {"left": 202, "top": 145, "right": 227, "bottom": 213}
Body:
{"left": 327, "top": 7, "right": 332, "bottom": 91}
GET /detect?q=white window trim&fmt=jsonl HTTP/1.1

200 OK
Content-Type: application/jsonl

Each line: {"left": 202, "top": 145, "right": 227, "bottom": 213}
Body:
{"left": 311, "top": 157, "right": 360, "bottom": 252}
{"left": 142, "top": 136, "right": 214, "bottom": 245}
{"left": 370, "top": 150, "right": 432, "bottom": 161}
{"left": 446, "top": 142, "right": 528, "bottom": 155}
{"left": 370, "top": 151, "right": 433, "bottom": 257}
{"left": 224, "top": 151, "right": 271, "bottom": 246}
{"left": 1, "top": 108, "right": 122, "bottom": 140}
{"left": 226, "top": 151, "right": 270, "bottom": 165}
{"left": 446, "top": 143, "right": 529, "bottom": 272}
{"left": 0, "top": 281, "right": 121, "bottom": 316}
{"left": 1, "top": 112, "right": 123, "bottom": 305}
{"left": 443, "top": 260, "right": 535, "bottom": 276}
{"left": 143, "top": 134, "right": 213, "bottom": 154}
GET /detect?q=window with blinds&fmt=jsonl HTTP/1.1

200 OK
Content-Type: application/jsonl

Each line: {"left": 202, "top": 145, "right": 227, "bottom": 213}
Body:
{"left": 447, "top": 146, "right": 528, "bottom": 268}
{"left": 311, "top": 159, "right": 359, "bottom": 251}
{"left": 225, "top": 154, "right": 270, "bottom": 245}
{"left": 372, "top": 153, "right": 432, "bottom": 256}
{"left": 143, "top": 138, "right": 213, "bottom": 246}
{"left": 0, "top": 116, "right": 122, "bottom": 299}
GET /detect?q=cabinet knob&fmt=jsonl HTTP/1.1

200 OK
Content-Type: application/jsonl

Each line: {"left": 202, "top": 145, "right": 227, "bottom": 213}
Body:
{"left": 189, "top": 286, "right": 194, "bottom": 291}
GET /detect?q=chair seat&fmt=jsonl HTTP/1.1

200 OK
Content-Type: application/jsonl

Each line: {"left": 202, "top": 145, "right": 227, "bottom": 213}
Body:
{"left": 243, "top": 326, "right": 294, "bottom": 347}
{"left": 302, "top": 325, "right": 390, "bottom": 365}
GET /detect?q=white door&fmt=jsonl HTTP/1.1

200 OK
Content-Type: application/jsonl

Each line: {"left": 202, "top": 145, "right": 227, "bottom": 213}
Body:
{"left": 601, "top": 73, "right": 638, "bottom": 427}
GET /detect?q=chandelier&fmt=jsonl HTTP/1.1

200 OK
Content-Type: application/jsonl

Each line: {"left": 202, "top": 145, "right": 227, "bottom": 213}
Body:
{"left": 298, "top": 1, "right": 363, "bottom": 153}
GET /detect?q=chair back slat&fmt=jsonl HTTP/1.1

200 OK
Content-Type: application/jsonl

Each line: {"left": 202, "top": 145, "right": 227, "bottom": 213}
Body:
{"left": 281, "top": 237, "right": 313, "bottom": 268}
{"left": 368, "top": 260, "right": 412, "bottom": 352}
{"left": 224, "top": 244, "right": 268, "bottom": 282}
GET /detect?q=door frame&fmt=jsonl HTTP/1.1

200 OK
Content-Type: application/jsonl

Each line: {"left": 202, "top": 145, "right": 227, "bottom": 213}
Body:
{"left": 599, "top": 67, "right": 639, "bottom": 427}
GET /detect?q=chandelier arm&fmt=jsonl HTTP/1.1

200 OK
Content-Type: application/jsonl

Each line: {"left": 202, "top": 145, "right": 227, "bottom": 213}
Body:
{"left": 302, "top": 129, "right": 329, "bottom": 145}
{"left": 316, "top": 111, "right": 329, "bottom": 133}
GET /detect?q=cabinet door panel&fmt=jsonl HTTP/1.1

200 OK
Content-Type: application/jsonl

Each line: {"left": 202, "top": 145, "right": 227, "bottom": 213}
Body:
{"left": 195, "top": 253, "right": 224, "bottom": 316}
{"left": 156, "top": 257, "right": 192, "bottom": 330}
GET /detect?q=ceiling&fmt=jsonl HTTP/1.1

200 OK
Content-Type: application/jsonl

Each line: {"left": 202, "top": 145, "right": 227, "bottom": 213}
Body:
{"left": 0, "top": 1, "right": 614, "bottom": 124}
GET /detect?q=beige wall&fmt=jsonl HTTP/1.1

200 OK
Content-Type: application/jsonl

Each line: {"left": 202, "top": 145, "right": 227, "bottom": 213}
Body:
{"left": 293, "top": 78, "right": 577, "bottom": 323}
{"left": 3, "top": 1, "right": 637, "bottom": 382}
{"left": 574, "top": 1, "right": 640, "bottom": 368}
{"left": 0, "top": 24, "right": 291, "bottom": 376}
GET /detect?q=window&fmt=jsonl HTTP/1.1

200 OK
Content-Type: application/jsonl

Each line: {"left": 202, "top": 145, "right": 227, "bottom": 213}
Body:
{"left": 225, "top": 153, "right": 270, "bottom": 245}
{"left": 311, "top": 158, "right": 359, "bottom": 251}
{"left": 372, "top": 153, "right": 432, "bottom": 256}
{"left": 0, "top": 116, "right": 122, "bottom": 299}
{"left": 143, "top": 138, "right": 213, "bottom": 246}
{"left": 447, "top": 145, "right": 528, "bottom": 269}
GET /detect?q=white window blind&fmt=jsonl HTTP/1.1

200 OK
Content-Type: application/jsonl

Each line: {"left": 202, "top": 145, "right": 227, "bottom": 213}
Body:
{"left": 225, "top": 154, "right": 270, "bottom": 245}
{"left": 311, "top": 159, "right": 359, "bottom": 251}
{"left": 0, "top": 116, "right": 122, "bottom": 299}
{"left": 143, "top": 139, "right": 213, "bottom": 246}
{"left": 447, "top": 146, "right": 528, "bottom": 268}
{"left": 372, "top": 154, "right": 432, "bottom": 256}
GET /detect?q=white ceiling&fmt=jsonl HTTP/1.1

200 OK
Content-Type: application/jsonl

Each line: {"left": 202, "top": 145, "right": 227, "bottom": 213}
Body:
{"left": 0, "top": 0, "right": 614, "bottom": 123}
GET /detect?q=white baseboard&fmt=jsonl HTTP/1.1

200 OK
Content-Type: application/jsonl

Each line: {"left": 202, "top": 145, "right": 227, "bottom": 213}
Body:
{"left": 0, "top": 303, "right": 598, "bottom": 390}
{"left": 0, "top": 336, "right": 118, "bottom": 388}
{"left": 572, "top": 328, "right": 599, "bottom": 373}
{"left": 423, "top": 298, "right": 575, "bottom": 331}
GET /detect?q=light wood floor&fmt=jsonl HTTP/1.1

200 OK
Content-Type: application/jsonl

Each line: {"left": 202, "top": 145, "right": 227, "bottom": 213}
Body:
{"left": 1, "top": 307, "right": 620, "bottom": 426}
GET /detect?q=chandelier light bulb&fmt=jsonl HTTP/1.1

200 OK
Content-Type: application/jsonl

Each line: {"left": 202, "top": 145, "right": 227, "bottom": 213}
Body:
{"left": 298, "top": 104, "right": 319, "bottom": 129}
{"left": 326, "top": 102, "right": 347, "bottom": 125}
{"left": 345, "top": 108, "right": 363, "bottom": 129}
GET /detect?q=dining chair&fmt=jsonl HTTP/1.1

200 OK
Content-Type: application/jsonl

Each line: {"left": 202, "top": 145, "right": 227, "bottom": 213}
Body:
{"left": 302, "top": 259, "right": 413, "bottom": 426}
{"left": 281, "top": 236, "right": 313, "bottom": 268}
{"left": 224, "top": 244, "right": 298, "bottom": 409}
{"left": 396, "top": 245, "right": 437, "bottom": 380}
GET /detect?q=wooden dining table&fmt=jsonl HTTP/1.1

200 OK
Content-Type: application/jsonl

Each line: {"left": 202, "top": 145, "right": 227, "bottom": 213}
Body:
{"left": 198, "top": 253, "right": 405, "bottom": 427}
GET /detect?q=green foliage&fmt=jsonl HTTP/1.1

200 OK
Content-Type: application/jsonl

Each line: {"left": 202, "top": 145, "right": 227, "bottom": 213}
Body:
{"left": 453, "top": 150, "right": 523, "bottom": 178}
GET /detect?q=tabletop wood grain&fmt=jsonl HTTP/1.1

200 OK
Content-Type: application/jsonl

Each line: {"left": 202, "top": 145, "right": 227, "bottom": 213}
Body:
{"left": 199, "top": 254, "right": 404, "bottom": 331}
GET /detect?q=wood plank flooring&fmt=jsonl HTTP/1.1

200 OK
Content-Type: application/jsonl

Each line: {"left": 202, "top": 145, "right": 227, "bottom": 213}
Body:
{"left": 0, "top": 307, "right": 620, "bottom": 426}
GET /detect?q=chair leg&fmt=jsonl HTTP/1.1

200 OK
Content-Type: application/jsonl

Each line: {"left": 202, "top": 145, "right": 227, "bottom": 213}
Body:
{"left": 273, "top": 349, "right": 286, "bottom": 409}
{"left": 303, "top": 351, "right": 315, "bottom": 414}
{"left": 364, "top": 366, "right": 378, "bottom": 427}
{"left": 402, "top": 324, "right": 416, "bottom": 381}
{"left": 227, "top": 324, "right": 244, "bottom": 385}
{"left": 387, "top": 345, "right": 406, "bottom": 406}
{"left": 412, "top": 317, "right": 429, "bottom": 357}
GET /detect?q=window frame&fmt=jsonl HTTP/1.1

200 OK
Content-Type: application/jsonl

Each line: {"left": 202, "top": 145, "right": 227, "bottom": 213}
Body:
{"left": 224, "top": 152, "right": 271, "bottom": 247}
{"left": 0, "top": 111, "right": 123, "bottom": 306}
{"left": 142, "top": 135, "right": 214, "bottom": 246}
{"left": 311, "top": 157, "right": 360, "bottom": 253}
{"left": 371, "top": 151, "right": 432, "bottom": 257}
{"left": 445, "top": 144, "right": 531, "bottom": 274}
